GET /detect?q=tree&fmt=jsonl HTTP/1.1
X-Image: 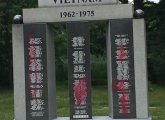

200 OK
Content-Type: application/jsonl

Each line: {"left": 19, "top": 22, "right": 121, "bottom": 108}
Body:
{"left": 0, "top": 0, "right": 37, "bottom": 87}
{"left": 0, "top": 0, "right": 13, "bottom": 87}
{"left": 134, "top": 0, "right": 143, "bottom": 10}
{"left": 144, "top": 0, "right": 165, "bottom": 84}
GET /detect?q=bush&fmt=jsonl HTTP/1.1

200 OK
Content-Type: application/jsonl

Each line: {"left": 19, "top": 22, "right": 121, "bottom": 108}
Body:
{"left": 91, "top": 55, "right": 107, "bottom": 85}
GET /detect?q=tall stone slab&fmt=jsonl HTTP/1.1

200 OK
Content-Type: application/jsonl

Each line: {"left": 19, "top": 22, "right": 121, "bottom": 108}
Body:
{"left": 107, "top": 19, "right": 136, "bottom": 119}
{"left": 107, "top": 19, "right": 151, "bottom": 120}
{"left": 67, "top": 22, "right": 92, "bottom": 120}
{"left": 13, "top": 23, "right": 56, "bottom": 120}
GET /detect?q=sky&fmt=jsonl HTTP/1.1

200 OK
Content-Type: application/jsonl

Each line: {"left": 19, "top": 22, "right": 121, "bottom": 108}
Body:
{"left": 129, "top": 0, "right": 160, "bottom": 3}
{"left": 149, "top": 0, "right": 160, "bottom": 3}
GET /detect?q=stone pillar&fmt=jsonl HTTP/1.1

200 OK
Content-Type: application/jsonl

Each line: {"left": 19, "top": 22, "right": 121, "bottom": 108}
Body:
{"left": 107, "top": 19, "right": 151, "bottom": 120}
{"left": 133, "top": 19, "right": 148, "bottom": 118}
{"left": 13, "top": 23, "right": 56, "bottom": 120}
{"left": 13, "top": 24, "right": 26, "bottom": 120}
{"left": 67, "top": 22, "right": 92, "bottom": 120}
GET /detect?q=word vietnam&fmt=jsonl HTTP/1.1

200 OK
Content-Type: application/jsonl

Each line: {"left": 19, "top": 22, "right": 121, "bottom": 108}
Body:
{"left": 54, "top": 0, "right": 102, "bottom": 4}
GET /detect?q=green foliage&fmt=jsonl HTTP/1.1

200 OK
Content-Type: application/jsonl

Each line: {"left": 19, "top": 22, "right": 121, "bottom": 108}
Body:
{"left": 91, "top": 55, "right": 107, "bottom": 85}
{"left": 0, "top": 1, "right": 14, "bottom": 86}
{"left": 0, "top": 0, "right": 37, "bottom": 86}
{"left": 90, "top": 22, "right": 106, "bottom": 55}
{"left": 144, "top": 1, "right": 165, "bottom": 84}
{"left": 53, "top": 23, "right": 68, "bottom": 82}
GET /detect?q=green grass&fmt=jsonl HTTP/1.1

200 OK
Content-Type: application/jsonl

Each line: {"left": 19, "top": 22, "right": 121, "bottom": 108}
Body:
{"left": 0, "top": 88, "right": 14, "bottom": 120}
{"left": 0, "top": 83, "right": 165, "bottom": 120}
{"left": 148, "top": 83, "right": 165, "bottom": 120}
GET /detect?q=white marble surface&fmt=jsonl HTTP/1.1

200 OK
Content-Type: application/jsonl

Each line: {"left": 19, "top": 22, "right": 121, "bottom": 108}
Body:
{"left": 23, "top": 4, "right": 133, "bottom": 23}
{"left": 52, "top": 116, "right": 152, "bottom": 120}
{"left": 133, "top": 19, "right": 149, "bottom": 118}
{"left": 12, "top": 24, "right": 26, "bottom": 120}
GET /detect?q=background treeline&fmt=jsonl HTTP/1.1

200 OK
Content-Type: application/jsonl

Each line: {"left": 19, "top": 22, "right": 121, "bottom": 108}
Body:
{"left": 0, "top": 0, "right": 165, "bottom": 87}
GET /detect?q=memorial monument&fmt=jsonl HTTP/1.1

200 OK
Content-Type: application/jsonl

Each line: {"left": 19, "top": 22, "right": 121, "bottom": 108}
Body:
{"left": 12, "top": 0, "right": 151, "bottom": 120}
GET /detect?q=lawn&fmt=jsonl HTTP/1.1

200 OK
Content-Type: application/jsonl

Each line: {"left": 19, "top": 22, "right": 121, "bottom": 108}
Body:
{"left": 0, "top": 83, "right": 164, "bottom": 120}
{"left": 148, "top": 83, "right": 165, "bottom": 120}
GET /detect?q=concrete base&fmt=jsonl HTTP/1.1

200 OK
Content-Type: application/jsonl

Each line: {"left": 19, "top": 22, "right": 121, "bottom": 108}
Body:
{"left": 52, "top": 116, "right": 152, "bottom": 120}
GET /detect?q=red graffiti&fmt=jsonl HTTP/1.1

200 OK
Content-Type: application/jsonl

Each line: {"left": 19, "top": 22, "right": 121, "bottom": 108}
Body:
{"left": 112, "top": 81, "right": 129, "bottom": 91}
{"left": 120, "top": 93, "right": 130, "bottom": 116}
{"left": 73, "top": 79, "right": 87, "bottom": 106}
{"left": 112, "top": 81, "right": 130, "bottom": 116}
{"left": 118, "top": 44, "right": 127, "bottom": 60}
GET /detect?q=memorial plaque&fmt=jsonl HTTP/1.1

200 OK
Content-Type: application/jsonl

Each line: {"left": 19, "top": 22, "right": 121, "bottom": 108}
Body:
{"left": 24, "top": 24, "right": 49, "bottom": 120}
{"left": 38, "top": 0, "right": 118, "bottom": 7}
{"left": 67, "top": 22, "right": 92, "bottom": 119}
{"left": 23, "top": 4, "right": 133, "bottom": 23}
{"left": 110, "top": 19, "right": 136, "bottom": 118}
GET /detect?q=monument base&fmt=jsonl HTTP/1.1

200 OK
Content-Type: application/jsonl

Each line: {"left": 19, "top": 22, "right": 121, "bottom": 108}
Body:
{"left": 52, "top": 116, "right": 152, "bottom": 120}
